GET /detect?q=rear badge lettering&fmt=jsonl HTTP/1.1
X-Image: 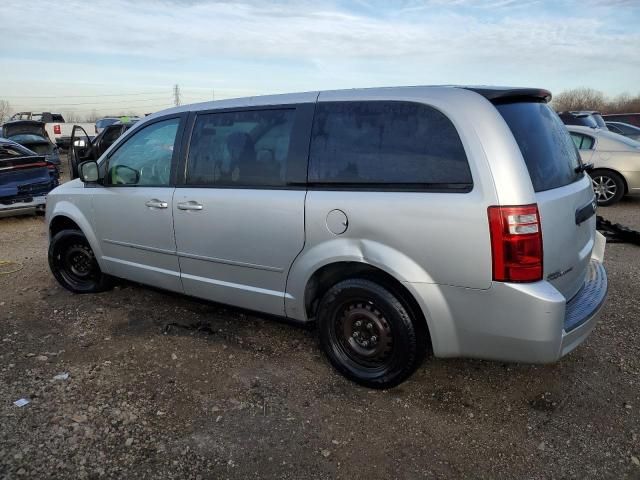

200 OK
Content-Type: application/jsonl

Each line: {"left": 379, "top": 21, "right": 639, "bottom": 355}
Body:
{"left": 547, "top": 267, "right": 574, "bottom": 281}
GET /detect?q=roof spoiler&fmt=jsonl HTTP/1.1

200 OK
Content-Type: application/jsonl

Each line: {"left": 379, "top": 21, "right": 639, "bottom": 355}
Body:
{"left": 461, "top": 87, "right": 552, "bottom": 104}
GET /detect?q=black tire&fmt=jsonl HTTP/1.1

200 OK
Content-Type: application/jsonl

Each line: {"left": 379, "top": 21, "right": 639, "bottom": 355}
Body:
{"left": 317, "top": 278, "right": 426, "bottom": 389}
{"left": 48, "top": 229, "right": 113, "bottom": 293}
{"left": 590, "top": 170, "right": 625, "bottom": 206}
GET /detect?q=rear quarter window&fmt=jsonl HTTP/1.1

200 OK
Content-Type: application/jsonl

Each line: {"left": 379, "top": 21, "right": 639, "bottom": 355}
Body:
{"left": 497, "top": 102, "right": 582, "bottom": 192}
{"left": 308, "top": 101, "right": 472, "bottom": 190}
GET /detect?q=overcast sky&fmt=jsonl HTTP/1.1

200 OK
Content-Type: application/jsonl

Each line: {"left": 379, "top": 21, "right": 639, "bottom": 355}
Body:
{"left": 1, "top": 0, "right": 639, "bottom": 117}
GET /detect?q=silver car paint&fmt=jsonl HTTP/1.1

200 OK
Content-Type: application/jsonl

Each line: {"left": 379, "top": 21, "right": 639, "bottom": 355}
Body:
{"left": 173, "top": 188, "right": 305, "bottom": 316}
{"left": 46, "top": 86, "right": 606, "bottom": 364}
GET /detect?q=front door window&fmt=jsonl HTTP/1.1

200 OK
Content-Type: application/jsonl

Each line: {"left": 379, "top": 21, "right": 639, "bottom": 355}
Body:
{"left": 106, "top": 118, "right": 179, "bottom": 186}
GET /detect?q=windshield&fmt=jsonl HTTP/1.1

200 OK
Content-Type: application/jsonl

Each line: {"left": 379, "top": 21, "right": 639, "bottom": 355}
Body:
{"left": 96, "top": 118, "right": 119, "bottom": 129}
{"left": 496, "top": 102, "right": 583, "bottom": 192}
{"left": 8, "top": 134, "right": 49, "bottom": 144}
{"left": 591, "top": 114, "right": 607, "bottom": 129}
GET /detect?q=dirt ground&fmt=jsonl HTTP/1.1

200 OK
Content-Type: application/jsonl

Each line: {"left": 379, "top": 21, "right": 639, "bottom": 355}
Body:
{"left": 1, "top": 181, "right": 639, "bottom": 479}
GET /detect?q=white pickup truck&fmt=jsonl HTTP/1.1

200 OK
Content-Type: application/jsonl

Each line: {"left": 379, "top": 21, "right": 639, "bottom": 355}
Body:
{"left": 7, "top": 112, "right": 95, "bottom": 149}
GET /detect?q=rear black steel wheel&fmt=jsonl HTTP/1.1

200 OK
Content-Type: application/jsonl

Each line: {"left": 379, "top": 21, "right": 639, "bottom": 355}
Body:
{"left": 318, "top": 278, "right": 426, "bottom": 389}
{"left": 48, "top": 229, "right": 112, "bottom": 293}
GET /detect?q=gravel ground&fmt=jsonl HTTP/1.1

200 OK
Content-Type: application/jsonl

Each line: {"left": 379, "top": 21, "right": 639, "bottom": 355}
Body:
{"left": 0, "top": 190, "right": 639, "bottom": 479}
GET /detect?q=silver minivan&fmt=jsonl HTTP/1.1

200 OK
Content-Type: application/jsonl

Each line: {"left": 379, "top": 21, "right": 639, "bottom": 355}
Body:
{"left": 46, "top": 86, "right": 608, "bottom": 388}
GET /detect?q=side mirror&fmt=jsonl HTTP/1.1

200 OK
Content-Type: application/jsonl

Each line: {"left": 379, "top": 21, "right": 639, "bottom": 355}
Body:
{"left": 78, "top": 160, "right": 100, "bottom": 183}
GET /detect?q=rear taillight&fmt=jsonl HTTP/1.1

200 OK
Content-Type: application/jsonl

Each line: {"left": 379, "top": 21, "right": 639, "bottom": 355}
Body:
{"left": 488, "top": 204, "right": 543, "bottom": 282}
{"left": 53, "top": 124, "right": 61, "bottom": 135}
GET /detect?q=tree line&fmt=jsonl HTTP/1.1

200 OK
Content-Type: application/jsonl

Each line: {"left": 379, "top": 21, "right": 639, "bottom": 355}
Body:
{"left": 0, "top": 102, "right": 139, "bottom": 124}
{"left": 550, "top": 88, "right": 640, "bottom": 114}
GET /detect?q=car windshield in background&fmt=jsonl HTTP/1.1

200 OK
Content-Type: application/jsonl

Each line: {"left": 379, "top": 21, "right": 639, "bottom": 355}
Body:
{"left": 8, "top": 134, "right": 49, "bottom": 143}
{"left": 26, "top": 144, "right": 52, "bottom": 155}
{"left": 591, "top": 114, "right": 607, "bottom": 128}
{"left": 96, "top": 119, "right": 120, "bottom": 129}
{"left": 497, "top": 102, "right": 582, "bottom": 192}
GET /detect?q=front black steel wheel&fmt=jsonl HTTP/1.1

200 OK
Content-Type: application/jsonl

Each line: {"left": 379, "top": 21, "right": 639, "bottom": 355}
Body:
{"left": 318, "top": 278, "right": 426, "bottom": 389}
{"left": 48, "top": 229, "right": 112, "bottom": 293}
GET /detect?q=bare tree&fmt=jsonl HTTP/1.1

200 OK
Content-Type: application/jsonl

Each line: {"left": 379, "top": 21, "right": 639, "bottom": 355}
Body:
{"left": 606, "top": 93, "right": 640, "bottom": 114}
{"left": 551, "top": 88, "right": 606, "bottom": 112}
{"left": 0, "top": 100, "right": 11, "bottom": 123}
{"left": 84, "top": 109, "right": 100, "bottom": 123}
{"left": 63, "top": 111, "right": 81, "bottom": 122}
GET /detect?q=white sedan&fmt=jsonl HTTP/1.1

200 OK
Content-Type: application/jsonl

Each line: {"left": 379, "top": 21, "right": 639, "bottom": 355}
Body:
{"left": 567, "top": 125, "right": 640, "bottom": 206}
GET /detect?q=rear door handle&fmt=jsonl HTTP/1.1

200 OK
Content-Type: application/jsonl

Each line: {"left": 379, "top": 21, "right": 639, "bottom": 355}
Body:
{"left": 177, "top": 201, "right": 204, "bottom": 211}
{"left": 145, "top": 199, "right": 168, "bottom": 209}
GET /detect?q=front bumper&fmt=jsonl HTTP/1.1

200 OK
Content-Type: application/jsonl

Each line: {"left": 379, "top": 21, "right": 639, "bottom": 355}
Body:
{"left": 0, "top": 195, "right": 47, "bottom": 218}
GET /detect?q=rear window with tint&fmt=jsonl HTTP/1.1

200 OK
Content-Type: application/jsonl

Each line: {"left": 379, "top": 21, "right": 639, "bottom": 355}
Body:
{"left": 496, "top": 102, "right": 582, "bottom": 192}
{"left": 308, "top": 101, "right": 472, "bottom": 190}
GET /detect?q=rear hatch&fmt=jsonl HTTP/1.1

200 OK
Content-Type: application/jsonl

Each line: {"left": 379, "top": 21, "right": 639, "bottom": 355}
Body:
{"left": 0, "top": 155, "right": 53, "bottom": 200}
{"left": 7, "top": 135, "right": 54, "bottom": 155}
{"left": 2, "top": 120, "right": 48, "bottom": 138}
{"left": 496, "top": 101, "right": 595, "bottom": 301}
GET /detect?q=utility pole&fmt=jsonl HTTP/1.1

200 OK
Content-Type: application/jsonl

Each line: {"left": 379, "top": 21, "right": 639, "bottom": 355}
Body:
{"left": 173, "top": 84, "right": 181, "bottom": 106}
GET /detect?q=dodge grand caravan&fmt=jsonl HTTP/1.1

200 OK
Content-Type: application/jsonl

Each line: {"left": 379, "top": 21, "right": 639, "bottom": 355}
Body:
{"left": 46, "top": 86, "right": 608, "bottom": 388}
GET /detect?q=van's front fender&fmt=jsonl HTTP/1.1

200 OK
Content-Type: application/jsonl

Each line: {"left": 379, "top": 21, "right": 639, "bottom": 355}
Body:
{"left": 47, "top": 197, "right": 103, "bottom": 268}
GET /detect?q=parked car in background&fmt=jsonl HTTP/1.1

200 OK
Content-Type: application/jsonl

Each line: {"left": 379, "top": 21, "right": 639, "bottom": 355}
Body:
{"left": 68, "top": 120, "right": 138, "bottom": 178}
{"left": 557, "top": 111, "right": 604, "bottom": 129}
{"left": 46, "top": 86, "right": 607, "bottom": 388}
{"left": 0, "top": 137, "right": 59, "bottom": 217}
{"left": 575, "top": 111, "right": 607, "bottom": 129}
{"left": 7, "top": 112, "right": 94, "bottom": 150}
{"left": 95, "top": 116, "right": 140, "bottom": 135}
{"left": 2, "top": 120, "right": 61, "bottom": 173}
{"left": 567, "top": 124, "right": 640, "bottom": 206}
{"left": 605, "top": 121, "right": 640, "bottom": 141}
{"left": 10, "top": 112, "right": 65, "bottom": 122}
{"left": 602, "top": 113, "right": 640, "bottom": 128}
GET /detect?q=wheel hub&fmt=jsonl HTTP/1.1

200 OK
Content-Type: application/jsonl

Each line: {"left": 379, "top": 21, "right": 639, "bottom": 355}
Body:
{"left": 340, "top": 303, "right": 392, "bottom": 363}
{"left": 64, "top": 244, "right": 94, "bottom": 279}
{"left": 592, "top": 176, "right": 616, "bottom": 202}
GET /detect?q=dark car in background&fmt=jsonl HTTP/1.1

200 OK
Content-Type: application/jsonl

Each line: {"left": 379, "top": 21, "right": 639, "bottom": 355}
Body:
{"left": 605, "top": 121, "right": 640, "bottom": 142}
{"left": 0, "top": 138, "right": 59, "bottom": 217}
{"left": 68, "top": 120, "right": 138, "bottom": 178}
{"left": 2, "top": 120, "right": 61, "bottom": 172}
{"left": 602, "top": 113, "right": 640, "bottom": 128}
{"left": 95, "top": 116, "right": 140, "bottom": 135}
{"left": 557, "top": 111, "right": 607, "bottom": 129}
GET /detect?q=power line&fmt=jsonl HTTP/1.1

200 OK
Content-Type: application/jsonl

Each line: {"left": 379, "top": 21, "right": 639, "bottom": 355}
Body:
{"left": 5, "top": 91, "right": 166, "bottom": 99}
{"left": 10, "top": 97, "right": 170, "bottom": 107}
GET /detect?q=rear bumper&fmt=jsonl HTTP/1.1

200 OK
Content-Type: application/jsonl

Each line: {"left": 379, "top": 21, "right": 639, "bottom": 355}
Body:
{"left": 409, "top": 259, "right": 607, "bottom": 363}
{"left": 559, "top": 260, "right": 608, "bottom": 357}
{"left": 0, "top": 195, "right": 47, "bottom": 218}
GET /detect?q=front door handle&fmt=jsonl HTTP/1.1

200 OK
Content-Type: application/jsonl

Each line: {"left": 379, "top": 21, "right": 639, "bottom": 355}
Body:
{"left": 177, "top": 201, "right": 204, "bottom": 211}
{"left": 145, "top": 199, "right": 168, "bottom": 209}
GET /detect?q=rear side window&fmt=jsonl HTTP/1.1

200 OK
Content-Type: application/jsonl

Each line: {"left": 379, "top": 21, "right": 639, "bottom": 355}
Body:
{"left": 570, "top": 132, "right": 595, "bottom": 150}
{"left": 308, "top": 101, "right": 472, "bottom": 190}
{"left": 186, "top": 109, "right": 295, "bottom": 187}
{"left": 497, "top": 102, "right": 582, "bottom": 192}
